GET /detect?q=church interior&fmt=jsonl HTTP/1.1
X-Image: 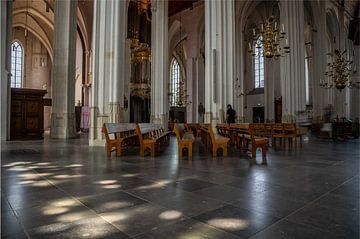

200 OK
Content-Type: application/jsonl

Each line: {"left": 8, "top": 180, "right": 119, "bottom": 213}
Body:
{"left": 0, "top": 0, "right": 359, "bottom": 238}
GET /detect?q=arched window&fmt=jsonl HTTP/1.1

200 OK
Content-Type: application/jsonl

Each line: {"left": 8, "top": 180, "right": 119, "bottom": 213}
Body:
{"left": 11, "top": 41, "right": 23, "bottom": 88}
{"left": 169, "top": 57, "right": 181, "bottom": 106}
{"left": 254, "top": 36, "right": 264, "bottom": 88}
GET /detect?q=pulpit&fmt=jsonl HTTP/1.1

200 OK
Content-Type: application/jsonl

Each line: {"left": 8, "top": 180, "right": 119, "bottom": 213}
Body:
{"left": 10, "top": 88, "right": 47, "bottom": 140}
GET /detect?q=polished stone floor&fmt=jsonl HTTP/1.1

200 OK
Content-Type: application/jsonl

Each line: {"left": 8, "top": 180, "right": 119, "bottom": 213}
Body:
{"left": 1, "top": 135, "right": 359, "bottom": 239}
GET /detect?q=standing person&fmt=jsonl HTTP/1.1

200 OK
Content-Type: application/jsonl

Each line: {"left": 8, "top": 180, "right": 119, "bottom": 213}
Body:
{"left": 226, "top": 104, "right": 236, "bottom": 124}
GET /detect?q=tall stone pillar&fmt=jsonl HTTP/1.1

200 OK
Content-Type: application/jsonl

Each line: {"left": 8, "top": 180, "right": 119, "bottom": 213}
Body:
{"left": 50, "top": 0, "right": 77, "bottom": 138}
{"left": 312, "top": 1, "right": 327, "bottom": 121}
{"left": 150, "top": 0, "right": 169, "bottom": 127}
{"left": 90, "top": 0, "right": 128, "bottom": 146}
{"left": 350, "top": 45, "right": 360, "bottom": 120}
{"left": 264, "top": 60, "right": 276, "bottom": 122}
{"left": 0, "top": 0, "right": 12, "bottom": 141}
{"left": 280, "top": 0, "right": 306, "bottom": 122}
{"left": 204, "top": 0, "right": 235, "bottom": 124}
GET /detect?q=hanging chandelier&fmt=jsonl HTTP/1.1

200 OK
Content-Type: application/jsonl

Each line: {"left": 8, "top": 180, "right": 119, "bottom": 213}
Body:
{"left": 320, "top": 0, "right": 358, "bottom": 91}
{"left": 320, "top": 50, "right": 358, "bottom": 91}
{"left": 248, "top": 16, "right": 290, "bottom": 59}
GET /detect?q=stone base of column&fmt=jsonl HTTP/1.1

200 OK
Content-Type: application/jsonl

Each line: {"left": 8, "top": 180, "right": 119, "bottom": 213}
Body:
{"left": 151, "top": 114, "right": 168, "bottom": 129}
{"left": 89, "top": 107, "right": 108, "bottom": 146}
{"left": 204, "top": 112, "right": 212, "bottom": 124}
{"left": 50, "top": 113, "right": 76, "bottom": 139}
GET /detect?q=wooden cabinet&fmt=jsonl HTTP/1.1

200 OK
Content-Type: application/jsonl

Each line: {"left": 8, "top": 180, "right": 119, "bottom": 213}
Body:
{"left": 10, "top": 88, "right": 47, "bottom": 140}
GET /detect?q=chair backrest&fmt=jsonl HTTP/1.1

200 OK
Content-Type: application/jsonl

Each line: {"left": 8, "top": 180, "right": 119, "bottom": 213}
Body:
{"left": 283, "top": 123, "right": 296, "bottom": 133}
{"left": 102, "top": 124, "right": 112, "bottom": 143}
{"left": 230, "top": 123, "right": 249, "bottom": 134}
{"left": 207, "top": 125, "right": 216, "bottom": 145}
{"left": 173, "top": 123, "right": 184, "bottom": 143}
{"left": 103, "top": 123, "right": 137, "bottom": 141}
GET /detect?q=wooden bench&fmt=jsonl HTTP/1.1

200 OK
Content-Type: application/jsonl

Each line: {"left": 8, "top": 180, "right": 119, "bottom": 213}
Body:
{"left": 136, "top": 123, "right": 171, "bottom": 157}
{"left": 199, "top": 124, "right": 211, "bottom": 148}
{"left": 229, "top": 123, "right": 250, "bottom": 149}
{"left": 208, "top": 125, "right": 230, "bottom": 157}
{"left": 173, "top": 123, "right": 195, "bottom": 159}
{"left": 102, "top": 123, "right": 138, "bottom": 157}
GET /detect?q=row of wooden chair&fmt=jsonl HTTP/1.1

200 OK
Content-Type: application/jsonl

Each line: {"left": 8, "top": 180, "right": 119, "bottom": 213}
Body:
{"left": 102, "top": 123, "right": 171, "bottom": 157}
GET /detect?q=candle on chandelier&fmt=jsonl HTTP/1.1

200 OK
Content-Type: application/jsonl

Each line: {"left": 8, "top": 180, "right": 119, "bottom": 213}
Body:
{"left": 285, "top": 38, "right": 288, "bottom": 45}
{"left": 261, "top": 24, "right": 264, "bottom": 33}
{"left": 253, "top": 28, "right": 256, "bottom": 36}
{"left": 274, "top": 22, "right": 277, "bottom": 30}
{"left": 281, "top": 24, "right": 285, "bottom": 33}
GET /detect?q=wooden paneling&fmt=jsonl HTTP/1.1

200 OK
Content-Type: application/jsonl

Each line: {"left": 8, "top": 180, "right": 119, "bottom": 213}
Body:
{"left": 10, "top": 88, "right": 47, "bottom": 140}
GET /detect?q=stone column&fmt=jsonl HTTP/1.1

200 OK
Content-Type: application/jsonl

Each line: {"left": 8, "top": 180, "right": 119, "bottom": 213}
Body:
{"left": 264, "top": 60, "right": 275, "bottom": 122}
{"left": 90, "top": 0, "right": 128, "bottom": 146}
{"left": 50, "top": 0, "right": 77, "bottom": 138}
{"left": 204, "top": 0, "right": 236, "bottom": 124}
{"left": 350, "top": 45, "right": 360, "bottom": 120}
{"left": 150, "top": 0, "right": 169, "bottom": 127}
{"left": 280, "top": 0, "right": 306, "bottom": 122}
{"left": 312, "top": 1, "right": 328, "bottom": 121}
{"left": 0, "top": 0, "right": 12, "bottom": 141}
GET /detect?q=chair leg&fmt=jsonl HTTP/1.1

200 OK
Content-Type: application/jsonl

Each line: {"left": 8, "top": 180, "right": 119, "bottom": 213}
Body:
{"left": 179, "top": 147, "right": 183, "bottom": 159}
{"left": 261, "top": 145, "right": 267, "bottom": 164}
{"left": 188, "top": 144, "right": 193, "bottom": 157}
{"left": 116, "top": 146, "right": 122, "bottom": 157}
{"left": 150, "top": 145, "right": 155, "bottom": 157}
{"left": 251, "top": 146, "right": 257, "bottom": 164}
{"left": 140, "top": 146, "right": 145, "bottom": 157}
{"left": 222, "top": 145, "right": 228, "bottom": 157}
{"left": 213, "top": 147, "right": 217, "bottom": 157}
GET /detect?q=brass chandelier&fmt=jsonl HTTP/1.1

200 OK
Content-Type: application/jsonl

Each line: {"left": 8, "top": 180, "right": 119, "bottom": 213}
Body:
{"left": 248, "top": 16, "right": 290, "bottom": 59}
{"left": 320, "top": 50, "right": 358, "bottom": 91}
{"left": 319, "top": 1, "right": 358, "bottom": 91}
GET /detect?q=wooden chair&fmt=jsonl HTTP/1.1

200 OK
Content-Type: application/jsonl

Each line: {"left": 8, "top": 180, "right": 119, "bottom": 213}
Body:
{"left": 208, "top": 125, "right": 230, "bottom": 157}
{"left": 272, "top": 123, "right": 286, "bottom": 146}
{"left": 136, "top": 123, "right": 171, "bottom": 157}
{"left": 173, "top": 123, "right": 195, "bottom": 159}
{"left": 102, "top": 123, "right": 138, "bottom": 157}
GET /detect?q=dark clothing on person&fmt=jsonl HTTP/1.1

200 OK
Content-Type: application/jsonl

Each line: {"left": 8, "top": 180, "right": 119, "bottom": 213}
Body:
{"left": 227, "top": 108, "right": 236, "bottom": 123}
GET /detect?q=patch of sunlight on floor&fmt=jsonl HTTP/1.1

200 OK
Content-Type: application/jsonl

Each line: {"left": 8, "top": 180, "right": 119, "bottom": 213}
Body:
{"left": 18, "top": 180, "right": 35, "bottom": 185}
{"left": 95, "top": 180, "right": 118, "bottom": 185}
{"left": 159, "top": 210, "right": 183, "bottom": 220}
{"left": 207, "top": 218, "right": 249, "bottom": 231}
{"left": 101, "top": 201, "right": 133, "bottom": 209}
{"left": 100, "top": 212, "right": 127, "bottom": 222}
{"left": 121, "top": 173, "right": 140, "bottom": 178}
{"left": 3, "top": 162, "right": 33, "bottom": 167}
{"left": 42, "top": 206, "right": 69, "bottom": 215}
{"left": 33, "top": 162, "right": 51, "bottom": 166}
{"left": 57, "top": 212, "right": 91, "bottom": 222}
{"left": 18, "top": 173, "right": 40, "bottom": 180}
{"left": 102, "top": 184, "right": 122, "bottom": 189}
{"left": 136, "top": 183, "right": 165, "bottom": 190}
{"left": 8, "top": 166, "right": 30, "bottom": 172}
{"left": 28, "top": 165, "right": 58, "bottom": 169}
{"left": 53, "top": 174, "right": 85, "bottom": 179}
{"left": 31, "top": 180, "right": 52, "bottom": 187}
{"left": 64, "top": 164, "right": 83, "bottom": 168}
{"left": 50, "top": 199, "right": 79, "bottom": 207}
